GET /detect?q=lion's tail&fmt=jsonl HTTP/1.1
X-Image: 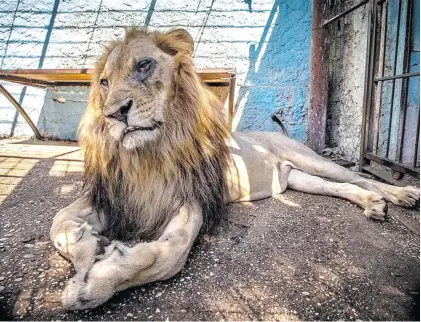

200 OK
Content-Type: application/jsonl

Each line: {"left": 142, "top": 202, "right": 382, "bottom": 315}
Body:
{"left": 271, "top": 114, "right": 289, "bottom": 137}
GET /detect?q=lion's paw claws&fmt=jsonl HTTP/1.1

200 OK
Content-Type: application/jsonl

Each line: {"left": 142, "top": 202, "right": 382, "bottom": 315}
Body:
{"left": 62, "top": 275, "right": 113, "bottom": 311}
{"left": 365, "top": 197, "right": 388, "bottom": 221}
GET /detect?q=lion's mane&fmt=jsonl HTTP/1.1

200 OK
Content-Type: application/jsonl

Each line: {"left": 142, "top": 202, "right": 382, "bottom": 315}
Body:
{"left": 78, "top": 29, "right": 230, "bottom": 240}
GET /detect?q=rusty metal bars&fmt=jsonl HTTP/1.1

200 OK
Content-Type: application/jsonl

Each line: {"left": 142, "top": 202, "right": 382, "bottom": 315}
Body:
{"left": 359, "top": 0, "right": 377, "bottom": 172}
{"left": 360, "top": 0, "right": 420, "bottom": 179}
{"left": 321, "top": 0, "right": 370, "bottom": 27}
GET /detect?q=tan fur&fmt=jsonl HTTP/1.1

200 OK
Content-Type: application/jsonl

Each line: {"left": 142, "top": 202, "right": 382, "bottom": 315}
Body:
{"left": 78, "top": 28, "right": 229, "bottom": 239}
{"left": 50, "top": 28, "right": 420, "bottom": 311}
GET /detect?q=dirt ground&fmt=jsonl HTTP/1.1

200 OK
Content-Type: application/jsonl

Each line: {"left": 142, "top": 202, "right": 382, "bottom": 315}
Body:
{"left": 0, "top": 139, "right": 419, "bottom": 321}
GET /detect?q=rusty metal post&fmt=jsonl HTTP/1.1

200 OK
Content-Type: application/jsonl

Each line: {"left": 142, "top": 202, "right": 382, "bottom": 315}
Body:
{"left": 359, "top": 0, "right": 375, "bottom": 171}
{"left": 0, "top": 84, "right": 42, "bottom": 139}
{"left": 308, "top": 0, "right": 327, "bottom": 153}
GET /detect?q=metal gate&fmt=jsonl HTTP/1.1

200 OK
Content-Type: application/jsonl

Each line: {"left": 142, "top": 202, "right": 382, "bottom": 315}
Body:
{"left": 360, "top": 0, "right": 420, "bottom": 182}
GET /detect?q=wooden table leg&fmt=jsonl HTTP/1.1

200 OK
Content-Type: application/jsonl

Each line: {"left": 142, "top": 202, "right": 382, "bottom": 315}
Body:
{"left": 0, "top": 84, "right": 42, "bottom": 139}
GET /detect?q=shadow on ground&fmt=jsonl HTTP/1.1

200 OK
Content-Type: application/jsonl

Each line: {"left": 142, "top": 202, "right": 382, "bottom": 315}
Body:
{"left": 0, "top": 139, "right": 419, "bottom": 321}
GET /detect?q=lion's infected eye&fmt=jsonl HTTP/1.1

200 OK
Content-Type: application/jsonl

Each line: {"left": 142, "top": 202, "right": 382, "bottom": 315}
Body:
{"left": 137, "top": 60, "right": 151, "bottom": 73}
{"left": 100, "top": 78, "right": 109, "bottom": 87}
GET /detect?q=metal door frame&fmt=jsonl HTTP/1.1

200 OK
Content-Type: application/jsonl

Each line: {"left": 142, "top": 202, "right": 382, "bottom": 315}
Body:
{"left": 359, "top": 0, "right": 420, "bottom": 181}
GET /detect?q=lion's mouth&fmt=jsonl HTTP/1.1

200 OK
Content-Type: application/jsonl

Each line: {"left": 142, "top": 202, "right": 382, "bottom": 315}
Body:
{"left": 122, "top": 121, "right": 163, "bottom": 136}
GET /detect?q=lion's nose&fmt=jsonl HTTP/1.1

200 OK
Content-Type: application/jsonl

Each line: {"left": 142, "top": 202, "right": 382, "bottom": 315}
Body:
{"left": 107, "top": 99, "right": 133, "bottom": 123}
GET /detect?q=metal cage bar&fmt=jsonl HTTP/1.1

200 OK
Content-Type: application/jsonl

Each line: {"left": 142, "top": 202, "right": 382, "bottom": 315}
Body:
{"left": 374, "top": 71, "right": 420, "bottom": 81}
{"left": 396, "top": 0, "right": 414, "bottom": 163}
{"left": 321, "top": 0, "right": 369, "bottom": 27}
{"left": 360, "top": 0, "right": 420, "bottom": 180}
{"left": 360, "top": 0, "right": 377, "bottom": 171}
{"left": 385, "top": 0, "right": 402, "bottom": 159}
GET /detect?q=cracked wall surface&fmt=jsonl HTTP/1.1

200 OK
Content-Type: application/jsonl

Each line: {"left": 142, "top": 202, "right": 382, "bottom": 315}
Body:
{"left": 325, "top": 0, "right": 368, "bottom": 163}
{"left": 0, "top": 0, "right": 312, "bottom": 141}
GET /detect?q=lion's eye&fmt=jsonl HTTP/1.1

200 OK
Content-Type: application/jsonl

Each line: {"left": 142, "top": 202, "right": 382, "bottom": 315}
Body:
{"left": 99, "top": 78, "right": 109, "bottom": 87}
{"left": 137, "top": 60, "right": 152, "bottom": 73}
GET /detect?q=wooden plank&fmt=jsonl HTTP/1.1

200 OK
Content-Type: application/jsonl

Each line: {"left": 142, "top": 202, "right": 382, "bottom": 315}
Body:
{"left": 0, "top": 68, "right": 235, "bottom": 84}
{"left": 365, "top": 152, "right": 420, "bottom": 177}
{"left": 362, "top": 164, "right": 409, "bottom": 186}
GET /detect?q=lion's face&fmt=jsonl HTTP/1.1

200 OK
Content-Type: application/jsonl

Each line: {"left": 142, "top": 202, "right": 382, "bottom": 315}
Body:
{"left": 98, "top": 35, "right": 175, "bottom": 150}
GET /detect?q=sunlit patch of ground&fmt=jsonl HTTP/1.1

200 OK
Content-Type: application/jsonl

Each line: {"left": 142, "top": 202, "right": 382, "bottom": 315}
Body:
{"left": 0, "top": 157, "right": 38, "bottom": 204}
{"left": 0, "top": 139, "right": 83, "bottom": 205}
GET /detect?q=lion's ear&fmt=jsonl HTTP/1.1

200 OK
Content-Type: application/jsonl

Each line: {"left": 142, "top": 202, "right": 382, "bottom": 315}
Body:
{"left": 160, "top": 28, "right": 194, "bottom": 56}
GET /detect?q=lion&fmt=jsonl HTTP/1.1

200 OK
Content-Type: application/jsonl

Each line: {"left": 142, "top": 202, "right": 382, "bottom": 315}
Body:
{"left": 50, "top": 28, "right": 420, "bottom": 310}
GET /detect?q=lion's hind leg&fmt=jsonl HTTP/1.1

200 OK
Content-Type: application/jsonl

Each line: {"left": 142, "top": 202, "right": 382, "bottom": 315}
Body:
{"left": 287, "top": 169, "right": 387, "bottom": 220}
{"left": 268, "top": 133, "right": 420, "bottom": 208}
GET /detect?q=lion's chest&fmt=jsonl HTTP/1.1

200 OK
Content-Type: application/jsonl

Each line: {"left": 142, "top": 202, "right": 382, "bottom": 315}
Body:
{"left": 122, "top": 174, "right": 175, "bottom": 210}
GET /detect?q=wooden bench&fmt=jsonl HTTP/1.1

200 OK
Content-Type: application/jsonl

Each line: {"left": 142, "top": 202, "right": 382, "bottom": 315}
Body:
{"left": 0, "top": 68, "right": 236, "bottom": 139}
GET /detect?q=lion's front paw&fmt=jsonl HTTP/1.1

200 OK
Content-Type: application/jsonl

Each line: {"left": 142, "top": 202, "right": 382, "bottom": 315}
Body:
{"left": 364, "top": 196, "right": 388, "bottom": 221}
{"left": 61, "top": 241, "right": 129, "bottom": 310}
{"left": 62, "top": 274, "right": 114, "bottom": 310}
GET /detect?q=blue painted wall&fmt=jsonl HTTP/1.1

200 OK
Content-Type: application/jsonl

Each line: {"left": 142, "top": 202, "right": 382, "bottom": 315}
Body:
{"left": 0, "top": 0, "right": 312, "bottom": 141}
{"left": 235, "top": 1, "right": 311, "bottom": 141}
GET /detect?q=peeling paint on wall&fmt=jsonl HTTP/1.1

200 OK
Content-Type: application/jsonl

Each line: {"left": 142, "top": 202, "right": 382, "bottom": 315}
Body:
{"left": 326, "top": 0, "right": 369, "bottom": 163}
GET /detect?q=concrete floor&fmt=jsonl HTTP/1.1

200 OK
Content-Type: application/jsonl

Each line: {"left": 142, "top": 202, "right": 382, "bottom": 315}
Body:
{"left": 0, "top": 139, "right": 419, "bottom": 321}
